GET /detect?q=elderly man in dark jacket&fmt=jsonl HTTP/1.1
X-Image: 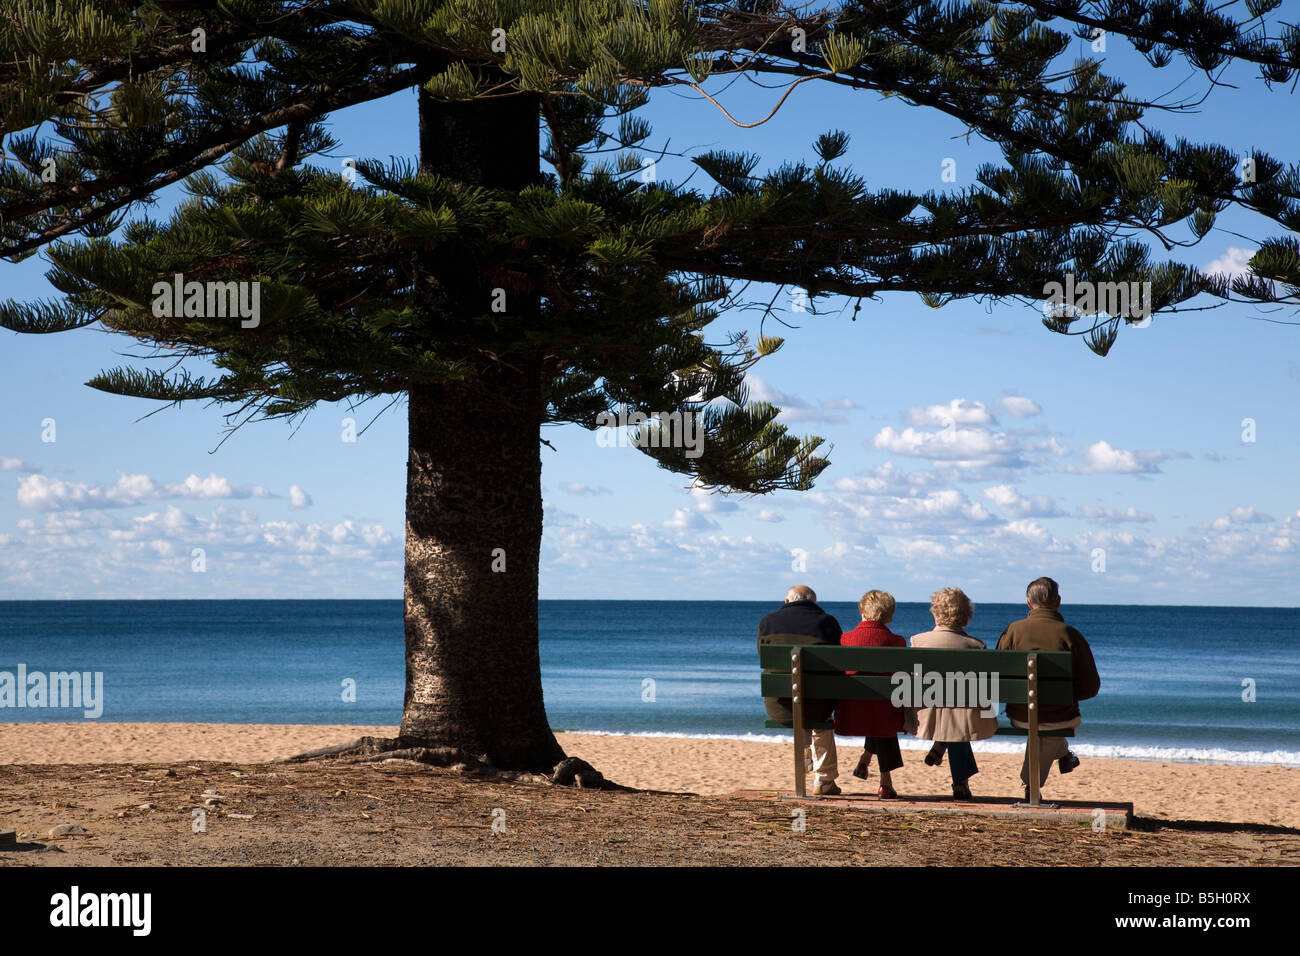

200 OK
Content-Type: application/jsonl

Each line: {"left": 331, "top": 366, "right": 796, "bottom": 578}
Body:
{"left": 996, "top": 576, "right": 1101, "bottom": 794}
{"left": 758, "top": 584, "right": 843, "bottom": 795}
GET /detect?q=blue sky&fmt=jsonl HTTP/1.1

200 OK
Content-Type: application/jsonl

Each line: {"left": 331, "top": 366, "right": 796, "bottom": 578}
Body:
{"left": 2, "top": 17, "right": 1298, "bottom": 605}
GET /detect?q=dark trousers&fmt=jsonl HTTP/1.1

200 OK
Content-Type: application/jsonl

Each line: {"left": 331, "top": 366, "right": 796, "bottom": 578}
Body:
{"left": 863, "top": 735, "right": 903, "bottom": 772}
{"left": 946, "top": 741, "right": 978, "bottom": 786}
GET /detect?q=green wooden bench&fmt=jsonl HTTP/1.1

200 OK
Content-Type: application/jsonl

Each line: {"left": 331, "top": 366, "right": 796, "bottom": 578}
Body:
{"left": 759, "top": 643, "right": 1075, "bottom": 806}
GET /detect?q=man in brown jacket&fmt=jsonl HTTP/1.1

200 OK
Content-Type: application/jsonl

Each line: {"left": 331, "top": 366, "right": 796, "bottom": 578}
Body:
{"left": 996, "top": 576, "right": 1101, "bottom": 793}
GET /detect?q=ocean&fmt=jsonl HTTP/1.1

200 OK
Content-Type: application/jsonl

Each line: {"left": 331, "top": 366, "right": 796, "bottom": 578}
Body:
{"left": 1, "top": 599, "right": 1296, "bottom": 766}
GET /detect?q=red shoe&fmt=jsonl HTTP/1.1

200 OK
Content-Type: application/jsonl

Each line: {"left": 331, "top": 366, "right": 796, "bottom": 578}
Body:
{"left": 877, "top": 785, "right": 898, "bottom": 799}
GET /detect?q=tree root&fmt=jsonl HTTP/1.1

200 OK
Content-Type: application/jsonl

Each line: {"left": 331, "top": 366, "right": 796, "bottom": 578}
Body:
{"left": 278, "top": 737, "right": 625, "bottom": 789}
{"left": 551, "top": 756, "right": 610, "bottom": 789}
{"left": 277, "top": 736, "right": 391, "bottom": 763}
{"left": 278, "top": 736, "right": 483, "bottom": 769}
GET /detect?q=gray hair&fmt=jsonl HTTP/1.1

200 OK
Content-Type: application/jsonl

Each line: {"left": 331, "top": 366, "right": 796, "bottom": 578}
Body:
{"left": 1026, "top": 576, "right": 1060, "bottom": 607}
{"left": 785, "top": 584, "right": 817, "bottom": 603}
{"left": 931, "top": 587, "right": 973, "bottom": 628}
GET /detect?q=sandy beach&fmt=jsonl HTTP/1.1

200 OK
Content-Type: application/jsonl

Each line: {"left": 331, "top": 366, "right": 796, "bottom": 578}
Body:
{"left": 1, "top": 722, "right": 1297, "bottom": 830}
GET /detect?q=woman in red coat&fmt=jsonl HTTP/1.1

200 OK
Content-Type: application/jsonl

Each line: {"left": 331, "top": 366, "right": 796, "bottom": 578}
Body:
{"left": 834, "top": 590, "right": 907, "bottom": 797}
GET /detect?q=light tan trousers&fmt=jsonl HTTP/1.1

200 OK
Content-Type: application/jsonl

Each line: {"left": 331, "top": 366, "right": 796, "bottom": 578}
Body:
{"left": 1010, "top": 717, "right": 1079, "bottom": 788}
{"left": 1020, "top": 735, "right": 1070, "bottom": 787}
{"left": 802, "top": 729, "right": 839, "bottom": 787}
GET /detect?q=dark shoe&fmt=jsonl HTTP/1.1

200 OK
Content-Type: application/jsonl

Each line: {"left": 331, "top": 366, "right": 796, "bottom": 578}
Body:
{"left": 852, "top": 752, "right": 872, "bottom": 780}
{"left": 877, "top": 785, "right": 898, "bottom": 799}
{"left": 924, "top": 743, "right": 945, "bottom": 767}
{"left": 816, "top": 782, "right": 842, "bottom": 796}
{"left": 1058, "top": 751, "right": 1080, "bottom": 774}
{"left": 952, "top": 783, "right": 972, "bottom": 801}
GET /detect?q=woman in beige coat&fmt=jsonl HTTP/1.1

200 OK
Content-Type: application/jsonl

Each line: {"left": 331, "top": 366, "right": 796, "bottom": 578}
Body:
{"left": 910, "top": 588, "right": 998, "bottom": 800}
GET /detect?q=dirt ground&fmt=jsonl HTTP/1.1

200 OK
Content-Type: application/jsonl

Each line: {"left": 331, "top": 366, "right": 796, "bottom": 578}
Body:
{"left": 2, "top": 760, "right": 1298, "bottom": 866}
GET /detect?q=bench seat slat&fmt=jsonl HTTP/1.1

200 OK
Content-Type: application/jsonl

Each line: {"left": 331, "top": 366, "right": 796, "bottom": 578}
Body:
{"left": 760, "top": 671, "right": 1075, "bottom": 705}
{"left": 762, "top": 719, "right": 1074, "bottom": 737}
{"left": 759, "top": 644, "right": 1073, "bottom": 678}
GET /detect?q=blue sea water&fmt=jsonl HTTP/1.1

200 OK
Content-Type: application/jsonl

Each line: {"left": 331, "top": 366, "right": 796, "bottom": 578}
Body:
{"left": 1, "top": 599, "right": 1297, "bottom": 766}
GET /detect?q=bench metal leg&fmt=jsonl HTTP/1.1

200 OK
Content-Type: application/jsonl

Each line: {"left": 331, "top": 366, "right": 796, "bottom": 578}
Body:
{"left": 791, "top": 648, "right": 806, "bottom": 798}
{"left": 1027, "top": 653, "right": 1041, "bottom": 807}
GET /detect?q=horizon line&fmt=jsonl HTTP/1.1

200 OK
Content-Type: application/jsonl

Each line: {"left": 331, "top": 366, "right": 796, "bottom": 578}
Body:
{"left": 1, "top": 597, "right": 1296, "bottom": 610}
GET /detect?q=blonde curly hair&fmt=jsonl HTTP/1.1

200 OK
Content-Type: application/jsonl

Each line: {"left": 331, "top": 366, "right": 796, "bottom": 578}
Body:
{"left": 930, "top": 587, "right": 973, "bottom": 628}
{"left": 858, "top": 590, "right": 896, "bottom": 623}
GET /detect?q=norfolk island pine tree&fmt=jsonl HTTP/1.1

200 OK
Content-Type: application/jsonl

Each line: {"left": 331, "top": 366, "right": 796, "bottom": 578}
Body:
{"left": 2, "top": 1, "right": 1299, "bottom": 775}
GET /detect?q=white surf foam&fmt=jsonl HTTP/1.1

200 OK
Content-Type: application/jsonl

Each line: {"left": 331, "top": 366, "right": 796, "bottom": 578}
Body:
{"left": 555, "top": 729, "right": 1300, "bottom": 767}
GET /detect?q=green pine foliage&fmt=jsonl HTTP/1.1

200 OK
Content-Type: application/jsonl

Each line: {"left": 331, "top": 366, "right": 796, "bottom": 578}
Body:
{"left": 4, "top": 0, "right": 1300, "bottom": 492}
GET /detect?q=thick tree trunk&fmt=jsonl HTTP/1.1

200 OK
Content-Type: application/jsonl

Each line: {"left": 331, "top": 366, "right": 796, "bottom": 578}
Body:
{"left": 399, "top": 374, "right": 564, "bottom": 772}
{"left": 393, "top": 83, "right": 565, "bottom": 772}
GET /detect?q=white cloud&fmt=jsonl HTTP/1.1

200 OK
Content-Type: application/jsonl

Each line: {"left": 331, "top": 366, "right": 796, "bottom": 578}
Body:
{"left": 747, "top": 376, "right": 847, "bottom": 423}
{"left": 529, "top": 493, "right": 1300, "bottom": 603}
{"left": 2, "top": 457, "right": 40, "bottom": 473}
{"left": 1042, "top": 437, "right": 1070, "bottom": 457}
{"left": 662, "top": 508, "right": 719, "bottom": 530}
{"left": 870, "top": 426, "right": 1031, "bottom": 469}
{"left": 1062, "top": 440, "right": 1189, "bottom": 475}
{"left": 983, "top": 485, "right": 1065, "bottom": 518}
{"left": 996, "top": 396, "right": 1042, "bottom": 418}
{"left": 686, "top": 486, "right": 741, "bottom": 514}
{"left": 17, "top": 471, "right": 274, "bottom": 511}
{"left": 747, "top": 375, "right": 810, "bottom": 408}
{"left": 540, "top": 504, "right": 792, "bottom": 582}
{"left": 694, "top": 497, "right": 740, "bottom": 514}
{"left": 1203, "top": 246, "right": 1255, "bottom": 281}
{"left": 812, "top": 483, "right": 998, "bottom": 542}
{"left": 1079, "top": 505, "right": 1154, "bottom": 523}
{"left": 288, "top": 485, "right": 312, "bottom": 509}
{"left": 529, "top": 392, "right": 1300, "bottom": 600}
{"left": 560, "top": 482, "right": 613, "bottom": 496}
{"left": 1209, "top": 506, "right": 1274, "bottom": 531}
{"left": 832, "top": 462, "right": 944, "bottom": 497}
{"left": 903, "top": 398, "right": 996, "bottom": 427}
{"left": 1000, "top": 519, "right": 1051, "bottom": 542}
{"left": 1, "top": 504, "right": 399, "bottom": 597}
{"left": 864, "top": 399, "right": 1068, "bottom": 475}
